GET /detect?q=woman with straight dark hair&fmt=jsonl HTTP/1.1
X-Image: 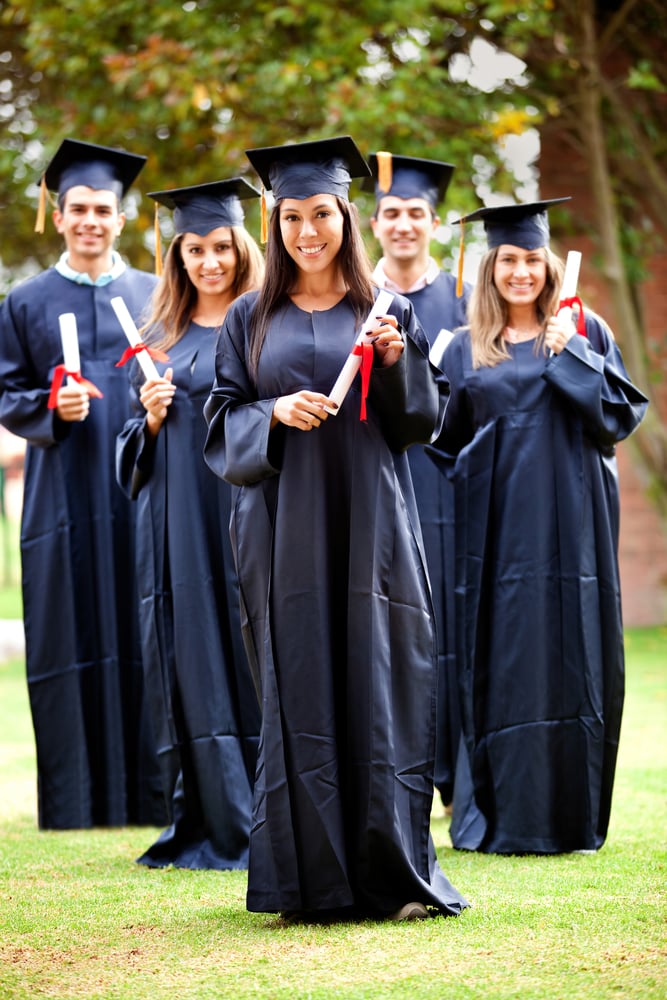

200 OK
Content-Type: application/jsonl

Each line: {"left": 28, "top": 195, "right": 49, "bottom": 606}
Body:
{"left": 204, "top": 137, "right": 468, "bottom": 923}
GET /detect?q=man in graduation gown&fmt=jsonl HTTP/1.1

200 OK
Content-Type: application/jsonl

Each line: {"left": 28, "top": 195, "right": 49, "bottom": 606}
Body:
{"left": 0, "top": 139, "right": 166, "bottom": 829}
{"left": 365, "top": 153, "right": 471, "bottom": 810}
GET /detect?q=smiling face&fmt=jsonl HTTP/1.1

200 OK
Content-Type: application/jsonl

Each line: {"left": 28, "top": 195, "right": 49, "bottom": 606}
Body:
{"left": 278, "top": 194, "right": 345, "bottom": 276}
{"left": 180, "top": 226, "right": 238, "bottom": 301}
{"left": 53, "top": 185, "right": 125, "bottom": 274}
{"left": 492, "top": 244, "right": 547, "bottom": 307}
{"left": 370, "top": 195, "right": 438, "bottom": 268}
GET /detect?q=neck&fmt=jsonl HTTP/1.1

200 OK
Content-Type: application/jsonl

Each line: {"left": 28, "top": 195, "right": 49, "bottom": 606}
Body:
{"left": 192, "top": 292, "right": 235, "bottom": 328}
{"left": 66, "top": 250, "right": 115, "bottom": 281}
{"left": 290, "top": 266, "right": 347, "bottom": 306}
{"left": 503, "top": 306, "right": 541, "bottom": 343}
{"left": 382, "top": 255, "right": 430, "bottom": 292}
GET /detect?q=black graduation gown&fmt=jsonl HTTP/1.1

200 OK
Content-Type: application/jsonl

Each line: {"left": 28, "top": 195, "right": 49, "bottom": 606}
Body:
{"left": 428, "top": 315, "right": 648, "bottom": 853}
{"left": 402, "top": 271, "right": 470, "bottom": 805}
{"left": 204, "top": 290, "right": 469, "bottom": 917}
{"left": 116, "top": 321, "right": 260, "bottom": 869}
{"left": 0, "top": 266, "right": 166, "bottom": 829}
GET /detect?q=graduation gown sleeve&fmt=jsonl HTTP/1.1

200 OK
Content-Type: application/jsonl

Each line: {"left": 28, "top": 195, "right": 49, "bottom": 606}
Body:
{"left": 542, "top": 312, "right": 648, "bottom": 448}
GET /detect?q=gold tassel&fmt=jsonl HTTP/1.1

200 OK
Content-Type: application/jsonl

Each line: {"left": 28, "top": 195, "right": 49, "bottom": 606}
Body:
{"left": 154, "top": 203, "right": 163, "bottom": 277}
{"left": 376, "top": 151, "right": 393, "bottom": 194}
{"left": 260, "top": 186, "right": 268, "bottom": 244}
{"left": 34, "top": 175, "right": 48, "bottom": 234}
{"left": 456, "top": 221, "right": 465, "bottom": 297}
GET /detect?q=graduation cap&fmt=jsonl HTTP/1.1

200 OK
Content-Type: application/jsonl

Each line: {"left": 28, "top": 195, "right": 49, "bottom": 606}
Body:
{"left": 363, "top": 152, "right": 455, "bottom": 212}
{"left": 148, "top": 178, "right": 261, "bottom": 274}
{"left": 455, "top": 197, "right": 571, "bottom": 296}
{"left": 148, "top": 178, "right": 260, "bottom": 234}
{"left": 35, "top": 138, "right": 146, "bottom": 234}
{"left": 245, "top": 136, "right": 370, "bottom": 241}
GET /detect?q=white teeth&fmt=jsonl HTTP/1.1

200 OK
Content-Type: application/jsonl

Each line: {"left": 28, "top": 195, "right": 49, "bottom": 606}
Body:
{"left": 299, "top": 245, "right": 325, "bottom": 255}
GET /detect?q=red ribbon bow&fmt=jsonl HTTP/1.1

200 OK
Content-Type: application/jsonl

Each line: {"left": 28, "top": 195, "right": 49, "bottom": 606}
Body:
{"left": 352, "top": 341, "right": 374, "bottom": 421}
{"left": 558, "top": 296, "right": 586, "bottom": 336}
{"left": 47, "top": 366, "right": 104, "bottom": 410}
{"left": 115, "top": 343, "right": 170, "bottom": 368}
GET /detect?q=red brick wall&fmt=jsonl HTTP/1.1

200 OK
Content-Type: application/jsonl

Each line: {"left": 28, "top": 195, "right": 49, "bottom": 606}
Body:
{"left": 539, "top": 133, "right": 667, "bottom": 626}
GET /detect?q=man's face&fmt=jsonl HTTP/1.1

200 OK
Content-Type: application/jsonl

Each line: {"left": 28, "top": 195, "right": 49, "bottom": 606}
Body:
{"left": 53, "top": 186, "right": 125, "bottom": 268}
{"left": 370, "top": 195, "right": 438, "bottom": 266}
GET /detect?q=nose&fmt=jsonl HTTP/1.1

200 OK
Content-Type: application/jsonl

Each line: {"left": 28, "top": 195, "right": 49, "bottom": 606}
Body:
{"left": 513, "top": 258, "right": 530, "bottom": 277}
{"left": 202, "top": 248, "right": 220, "bottom": 269}
{"left": 299, "top": 217, "right": 317, "bottom": 238}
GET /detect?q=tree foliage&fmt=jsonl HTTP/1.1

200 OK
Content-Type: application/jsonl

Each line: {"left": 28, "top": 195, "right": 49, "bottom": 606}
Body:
{"left": 1, "top": 0, "right": 665, "bottom": 509}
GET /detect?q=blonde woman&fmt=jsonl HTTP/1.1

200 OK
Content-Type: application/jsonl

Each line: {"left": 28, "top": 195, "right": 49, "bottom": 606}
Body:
{"left": 430, "top": 199, "right": 648, "bottom": 855}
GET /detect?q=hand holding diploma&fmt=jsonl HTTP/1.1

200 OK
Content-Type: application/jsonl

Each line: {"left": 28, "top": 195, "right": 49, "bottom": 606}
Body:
{"left": 48, "top": 313, "right": 103, "bottom": 417}
{"left": 546, "top": 251, "right": 586, "bottom": 355}
{"left": 111, "top": 296, "right": 169, "bottom": 381}
{"left": 324, "top": 290, "right": 395, "bottom": 418}
{"left": 140, "top": 368, "right": 176, "bottom": 438}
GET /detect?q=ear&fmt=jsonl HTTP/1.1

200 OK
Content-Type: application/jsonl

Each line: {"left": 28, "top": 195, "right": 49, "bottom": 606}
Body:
{"left": 431, "top": 213, "right": 441, "bottom": 233}
{"left": 116, "top": 211, "right": 126, "bottom": 236}
{"left": 52, "top": 208, "right": 65, "bottom": 234}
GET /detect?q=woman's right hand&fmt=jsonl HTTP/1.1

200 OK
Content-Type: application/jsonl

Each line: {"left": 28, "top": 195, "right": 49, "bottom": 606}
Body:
{"left": 271, "top": 390, "right": 337, "bottom": 431}
{"left": 140, "top": 367, "right": 176, "bottom": 436}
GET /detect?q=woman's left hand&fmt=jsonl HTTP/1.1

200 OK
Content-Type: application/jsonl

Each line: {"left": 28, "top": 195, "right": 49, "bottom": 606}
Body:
{"left": 545, "top": 314, "right": 576, "bottom": 355}
{"left": 371, "top": 315, "right": 404, "bottom": 368}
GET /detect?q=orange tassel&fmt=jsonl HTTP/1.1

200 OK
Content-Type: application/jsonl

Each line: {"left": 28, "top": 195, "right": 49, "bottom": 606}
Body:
{"left": 34, "top": 175, "right": 48, "bottom": 234}
{"left": 154, "top": 203, "right": 163, "bottom": 277}
{"left": 260, "top": 186, "right": 268, "bottom": 244}
{"left": 456, "top": 221, "right": 465, "bottom": 297}
{"left": 376, "top": 151, "right": 393, "bottom": 194}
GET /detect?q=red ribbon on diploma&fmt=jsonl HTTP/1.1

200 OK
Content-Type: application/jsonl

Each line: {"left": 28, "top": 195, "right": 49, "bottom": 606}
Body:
{"left": 47, "top": 366, "right": 104, "bottom": 410}
{"left": 352, "top": 341, "right": 374, "bottom": 421}
{"left": 558, "top": 296, "right": 586, "bottom": 336}
{"left": 115, "top": 343, "right": 170, "bottom": 368}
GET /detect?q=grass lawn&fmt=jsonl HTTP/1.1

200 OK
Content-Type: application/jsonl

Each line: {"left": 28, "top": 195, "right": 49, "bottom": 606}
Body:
{"left": 0, "top": 627, "right": 665, "bottom": 999}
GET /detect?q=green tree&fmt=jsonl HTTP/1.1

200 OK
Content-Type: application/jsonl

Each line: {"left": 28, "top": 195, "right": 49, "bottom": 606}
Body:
{"left": 1, "top": 0, "right": 665, "bottom": 515}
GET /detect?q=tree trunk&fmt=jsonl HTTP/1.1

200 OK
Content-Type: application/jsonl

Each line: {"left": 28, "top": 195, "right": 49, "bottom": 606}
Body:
{"left": 573, "top": 1, "right": 667, "bottom": 519}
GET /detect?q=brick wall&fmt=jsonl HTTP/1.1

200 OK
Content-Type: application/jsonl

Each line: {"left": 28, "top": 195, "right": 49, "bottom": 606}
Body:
{"left": 539, "top": 131, "right": 667, "bottom": 626}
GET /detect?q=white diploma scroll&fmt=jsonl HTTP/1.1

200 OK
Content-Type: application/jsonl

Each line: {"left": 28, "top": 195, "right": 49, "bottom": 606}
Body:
{"left": 58, "top": 313, "right": 80, "bottom": 385}
{"left": 429, "top": 328, "right": 454, "bottom": 369}
{"left": 557, "top": 250, "right": 582, "bottom": 326}
{"left": 110, "top": 295, "right": 160, "bottom": 381}
{"left": 323, "top": 290, "right": 395, "bottom": 415}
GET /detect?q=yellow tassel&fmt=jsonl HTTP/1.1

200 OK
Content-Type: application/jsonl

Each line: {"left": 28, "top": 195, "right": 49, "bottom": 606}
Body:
{"left": 260, "top": 186, "right": 268, "bottom": 244}
{"left": 154, "top": 203, "right": 163, "bottom": 277}
{"left": 456, "top": 221, "right": 465, "bottom": 297}
{"left": 34, "top": 175, "right": 48, "bottom": 234}
{"left": 376, "top": 151, "right": 393, "bottom": 194}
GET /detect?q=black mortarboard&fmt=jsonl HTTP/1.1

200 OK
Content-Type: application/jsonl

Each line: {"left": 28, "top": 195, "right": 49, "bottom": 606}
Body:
{"left": 457, "top": 198, "right": 571, "bottom": 251}
{"left": 453, "top": 197, "right": 571, "bottom": 297}
{"left": 363, "top": 152, "right": 455, "bottom": 211}
{"left": 245, "top": 136, "right": 370, "bottom": 203}
{"left": 42, "top": 138, "right": 146, "bottom": 199}
{"left": 35, "top": 138, "right": 146, "bottom": 233}
{"left": 148, "top": 178, "right": 260, "bottom": 236}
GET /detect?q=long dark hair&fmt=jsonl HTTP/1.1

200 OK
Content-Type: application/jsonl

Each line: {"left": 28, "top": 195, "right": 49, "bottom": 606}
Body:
{"left": 247, "top": 197, "right": 374, "bottom": 381}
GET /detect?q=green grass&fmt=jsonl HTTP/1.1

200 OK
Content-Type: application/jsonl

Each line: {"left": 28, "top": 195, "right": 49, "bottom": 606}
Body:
{"left": 0, "top": 628, "right": 665, "bottom": 999}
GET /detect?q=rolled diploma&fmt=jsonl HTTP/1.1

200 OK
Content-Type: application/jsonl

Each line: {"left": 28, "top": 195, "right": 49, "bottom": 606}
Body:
{"left": 323, "top": 290, "right": 395, "bottom": 415}
{"left": 557, "top": 250, "right": 582, "bottom": 325}
{"left": 429, "top": 328, "right": 454, "bottom": 369}
{"left": 58, "top": 313, "right": 80, "bottom": 386}
{"left": 110, "top": 295, "right": 160, "bottom": 381}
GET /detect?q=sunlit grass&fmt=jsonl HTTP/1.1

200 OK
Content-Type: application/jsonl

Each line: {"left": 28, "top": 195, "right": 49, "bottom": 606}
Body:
{"left": 0, "top": 628, "right": 665, "bottom": 999}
